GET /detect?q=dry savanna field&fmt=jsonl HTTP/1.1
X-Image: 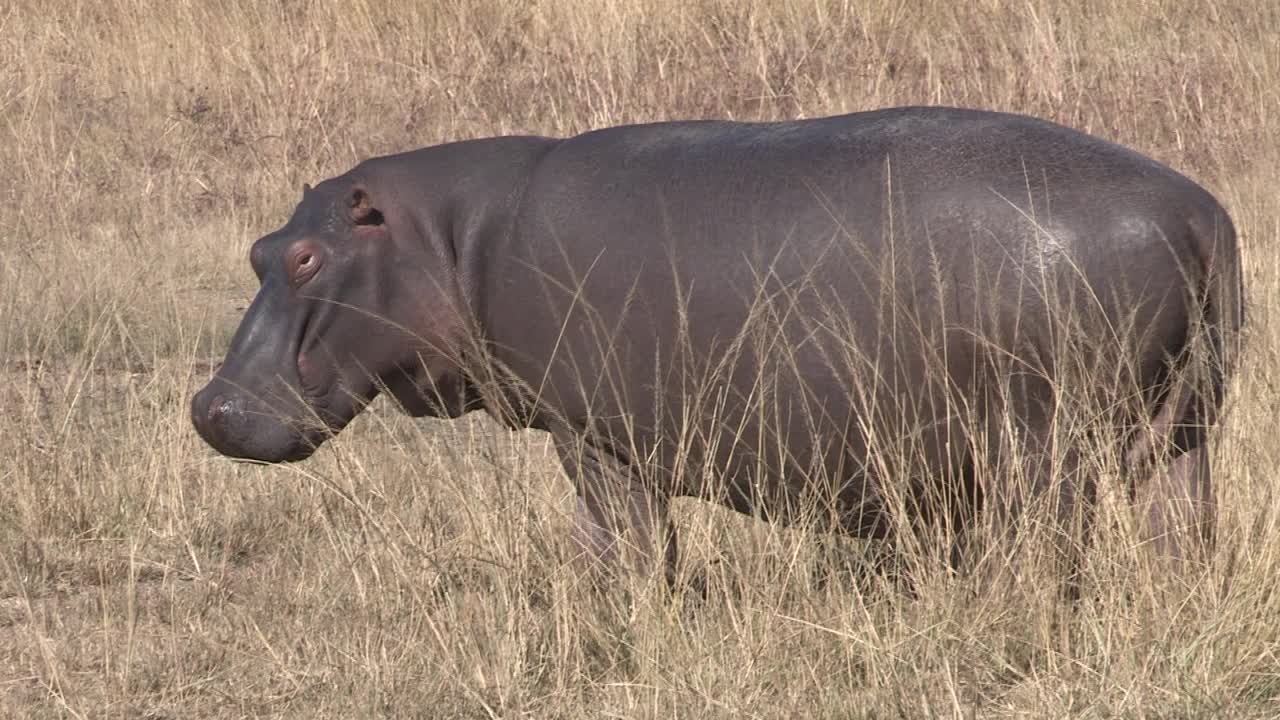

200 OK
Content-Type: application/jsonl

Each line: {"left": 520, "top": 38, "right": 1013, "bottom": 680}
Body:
{"left": 3, "top": 0, "right": 1280, "bottom": 717}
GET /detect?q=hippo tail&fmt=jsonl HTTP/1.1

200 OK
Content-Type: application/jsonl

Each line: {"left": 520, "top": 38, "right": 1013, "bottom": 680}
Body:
{"left": 1127, "top": 202, "right": 1245, "bottom": 472}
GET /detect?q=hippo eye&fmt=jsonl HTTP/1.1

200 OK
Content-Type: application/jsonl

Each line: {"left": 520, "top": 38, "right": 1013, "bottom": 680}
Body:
{"left": 288, "top": 245, "right": 323, "bottom": 287}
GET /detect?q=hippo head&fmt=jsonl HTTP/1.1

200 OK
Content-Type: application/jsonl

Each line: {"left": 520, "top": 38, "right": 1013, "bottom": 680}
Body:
{"left": 192, "top": 178, "right": 476, "bottom": 463}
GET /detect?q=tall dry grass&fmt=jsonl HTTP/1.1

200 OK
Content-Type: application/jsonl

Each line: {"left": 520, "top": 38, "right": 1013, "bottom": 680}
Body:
{"left": 2, "top": 0, "right": 1279, "bottom": 717}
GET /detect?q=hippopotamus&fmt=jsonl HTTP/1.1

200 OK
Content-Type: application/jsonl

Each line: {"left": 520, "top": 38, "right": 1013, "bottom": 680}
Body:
{"left": 191, "top": 106, "right": 1243, "bottom": 582}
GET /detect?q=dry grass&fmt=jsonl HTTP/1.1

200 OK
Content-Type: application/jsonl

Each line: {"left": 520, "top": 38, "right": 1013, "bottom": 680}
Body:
{"left": 2, "top": 0, "right": 1279, "bottom": 717}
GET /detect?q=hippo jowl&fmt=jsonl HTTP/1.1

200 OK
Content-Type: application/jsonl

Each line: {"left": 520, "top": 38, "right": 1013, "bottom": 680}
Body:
{"left": 192, "top": 106, "right": 1243, "bottom": 581}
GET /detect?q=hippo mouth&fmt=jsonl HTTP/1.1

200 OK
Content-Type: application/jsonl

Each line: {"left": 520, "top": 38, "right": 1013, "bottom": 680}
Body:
{"left": 295, "top": 346, "right": 334, "bottom": 416}
{"left": 294, "top": 340, "right": 375, "bottom": 435}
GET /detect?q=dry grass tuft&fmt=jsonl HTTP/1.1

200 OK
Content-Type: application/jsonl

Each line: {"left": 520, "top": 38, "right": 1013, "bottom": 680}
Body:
{"left": 2, "top": 0, "right": 1279, "bottom": 717}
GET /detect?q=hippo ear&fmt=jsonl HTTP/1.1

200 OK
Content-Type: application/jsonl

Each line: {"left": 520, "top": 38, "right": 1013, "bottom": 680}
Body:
{"left": 349, "top": 187, "right": 385, "bottom": 226}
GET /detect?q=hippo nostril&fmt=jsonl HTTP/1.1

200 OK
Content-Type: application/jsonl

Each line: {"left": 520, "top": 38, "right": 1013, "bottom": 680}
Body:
{"left": 201, "top": 394, "right": 245, "bottom": 430}
{"left": 206, "top": 394, "right": 227, "bottom": 422}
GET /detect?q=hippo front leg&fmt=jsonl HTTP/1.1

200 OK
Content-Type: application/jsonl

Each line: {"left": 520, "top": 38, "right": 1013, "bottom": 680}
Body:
{"left": 553, "top": 430, "right": 679, "bottom": 587}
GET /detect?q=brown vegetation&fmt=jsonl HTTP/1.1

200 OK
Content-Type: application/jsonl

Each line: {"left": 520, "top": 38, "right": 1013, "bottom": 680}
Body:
{"left": 2, "top": 0, "right": 1278, "bottom": 717}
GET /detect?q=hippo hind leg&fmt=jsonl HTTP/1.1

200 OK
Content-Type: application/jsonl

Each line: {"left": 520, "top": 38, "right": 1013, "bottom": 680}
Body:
{"left": 1127, "top": 367, "right": 1218, "bottom": 565}
{"left": 1129, "top": 267, "right": 1236, "bottom": 566}
{"left": 978, "top": 405, "right": 1096, "bottom": 597}
{"left": 1134, "top": 445, "right": 1214, "bottom": 561}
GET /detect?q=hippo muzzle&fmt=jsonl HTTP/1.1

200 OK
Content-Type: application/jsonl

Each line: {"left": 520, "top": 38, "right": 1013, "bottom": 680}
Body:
{"left": 191, "top": 378, "right": 325, "bottom": 462}
{"left": 191, "top": 276, "right": 355, "bottom": 463}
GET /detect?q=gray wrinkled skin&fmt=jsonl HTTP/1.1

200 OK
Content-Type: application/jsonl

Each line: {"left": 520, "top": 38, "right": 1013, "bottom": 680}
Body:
{"left": 192, "top": 106, "right": 1243, "bottom": 583}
